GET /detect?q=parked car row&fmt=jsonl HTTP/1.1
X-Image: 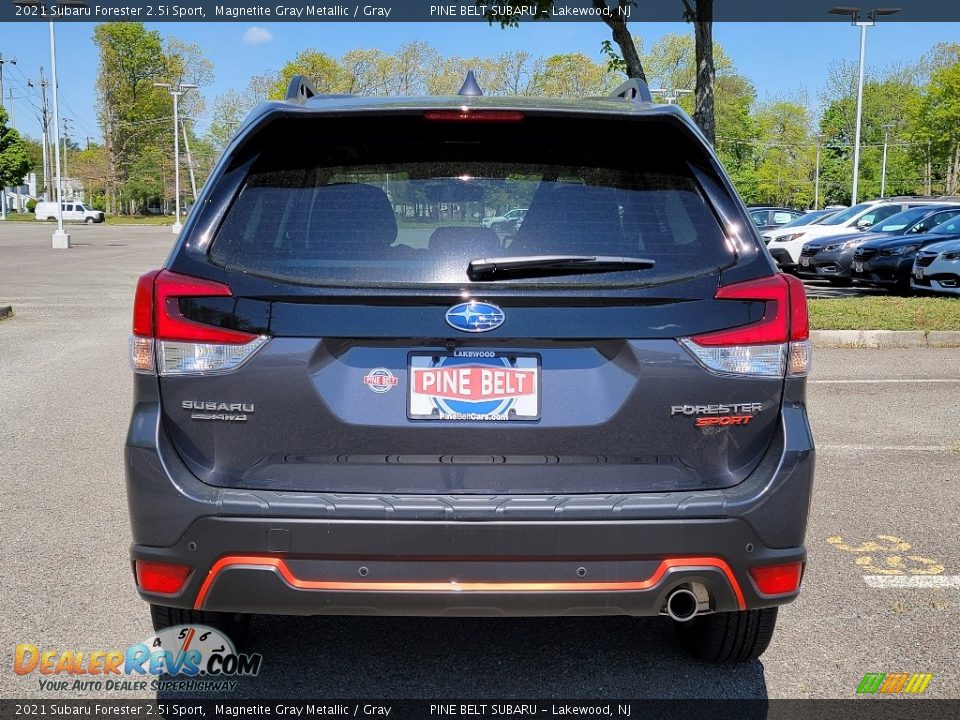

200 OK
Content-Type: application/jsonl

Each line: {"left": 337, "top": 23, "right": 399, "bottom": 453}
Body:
{"left": 760, "top": 196, "right": 960, "bottom": 296}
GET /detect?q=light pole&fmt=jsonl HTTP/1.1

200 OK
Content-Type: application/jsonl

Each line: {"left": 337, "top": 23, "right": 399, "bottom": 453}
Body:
{"left": 880, "top": 122, "right": 895, "bottom": 197}
{"left": 49, "top": 21, "right": 69, "bottom": 249}
{"left": 153, "top": 82, "right": 197, "bottom": 234}
{"left": 829, "top": 6, "right": 901, "bottom": 205}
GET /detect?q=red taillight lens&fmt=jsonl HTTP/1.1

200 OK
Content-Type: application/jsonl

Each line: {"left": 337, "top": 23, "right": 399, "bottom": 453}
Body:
{"left": 423, "top": 110, "right": 525, "bottom": 122}
{"left": 681, "top": 273, "right": 811, "bottom": 377}
{"left": 749, "top": 562, "right": 803, "bottom": 595}
{"left": 132, "top": 269, "right": 160, "bottom": 337}
{"left": 692, "top": 275, "right": 791, "bottom": 346}
{"left": 135, "top": 560, "right": 192, "bottom": 594}
{"left": 153, "top": 270, "right": 256, "bottom": 344}
{"left": 130, "top": 270, "right": 267, "bottom": 376}
{"left": 783, "top": 273, "right": 809, "bottom": 341}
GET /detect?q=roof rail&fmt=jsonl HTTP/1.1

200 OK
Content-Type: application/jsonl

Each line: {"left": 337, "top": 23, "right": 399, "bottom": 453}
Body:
{"left": 611, "top": 78, "right": 652, "bottom": 103}
{"left": 285, "top": 75, "right": 317, "bottom": 103}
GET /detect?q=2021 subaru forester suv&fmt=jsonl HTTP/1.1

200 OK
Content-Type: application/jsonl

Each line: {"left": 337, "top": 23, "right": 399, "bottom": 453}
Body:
{"left": 126, "top": 76, "right": 814, "bottom": 663}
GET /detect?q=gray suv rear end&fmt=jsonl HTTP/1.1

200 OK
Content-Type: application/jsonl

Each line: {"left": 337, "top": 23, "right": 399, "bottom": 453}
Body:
{"left": 125, "top": 78, "right": 814, "bottom": 662}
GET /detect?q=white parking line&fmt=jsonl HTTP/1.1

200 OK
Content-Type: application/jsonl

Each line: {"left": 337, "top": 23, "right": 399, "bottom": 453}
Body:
{"left": 811, "top": 379, "right": 960, "bottom": 384}
{"left": 820, "top": 444, "right": 954, "bottom": 452}
{"left": 863, "top": 575, "right": 960, "bottom": 589}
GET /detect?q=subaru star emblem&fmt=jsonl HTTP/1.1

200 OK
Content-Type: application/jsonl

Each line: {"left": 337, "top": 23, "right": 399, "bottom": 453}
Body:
{"left": 445, "top": 301, "right": 505, "bottom": 333}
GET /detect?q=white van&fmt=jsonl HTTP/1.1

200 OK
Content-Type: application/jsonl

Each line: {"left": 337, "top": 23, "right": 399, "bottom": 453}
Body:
{"left": 35, "top": 201, "right": 105, "bottom": 224}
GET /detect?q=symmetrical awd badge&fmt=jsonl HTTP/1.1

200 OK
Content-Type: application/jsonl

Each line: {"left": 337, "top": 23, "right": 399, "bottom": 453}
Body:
{"left": 445, "top": 302, "right": 505, "bottom": 333}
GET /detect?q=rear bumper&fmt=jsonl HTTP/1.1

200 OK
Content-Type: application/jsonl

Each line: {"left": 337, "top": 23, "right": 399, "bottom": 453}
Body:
{"left": 126, "top": 390, "right": 814, "bottom": 617}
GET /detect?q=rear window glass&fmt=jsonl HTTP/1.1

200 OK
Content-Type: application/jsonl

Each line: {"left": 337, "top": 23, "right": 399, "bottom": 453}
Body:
{"left": 210, "top": 115, "right": 733, "bottom": 287}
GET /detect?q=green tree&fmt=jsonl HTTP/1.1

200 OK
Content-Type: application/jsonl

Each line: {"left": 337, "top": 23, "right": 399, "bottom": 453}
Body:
{"left": 0, "top": 107, "right": 32, "bottom": 203}
{"left": 754, "top": 100, "right": 816, "bottom": 207}
{"left": 483, "top": 1, "right": 647, "bottom": 81}
{"left": 907, "top": 60, "right": 960, "bottom": 195}
{"left": 818, "top": 62, "right": 923, "bottom": 203}
{"left": 267, "top": 50, "right": 348, "bottom": 99}
{"left": 531, "top": 53, "right": 618, "bottom": 97}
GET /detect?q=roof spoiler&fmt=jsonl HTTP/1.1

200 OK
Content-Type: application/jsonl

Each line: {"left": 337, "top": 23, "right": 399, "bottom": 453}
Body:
{"left": 611, "top": 79, "right": 653, "bottom": 103}
{"left": 285, "top": 75, "right": 317, "bottom": 103}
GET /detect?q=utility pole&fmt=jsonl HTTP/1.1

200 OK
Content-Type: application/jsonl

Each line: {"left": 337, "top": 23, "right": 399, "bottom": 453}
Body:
{"left": 0, "top": 54, "right": 15, "bottom": 115}
{"left": 0, "top": 54, "right": 14, "bottom": 220}
{"left": 880, "top": 123, "right": 894, "bottom": 198}
{"left": 5, "top": 89, "right": 17, "bottom": 127}
{"left": 62, "top": 117, "right": 72, "bottom": 195}
{"left": 153, "top": 82, "right": 197, "bottom": 234}
{"left": 30, "top": 68, "right": 52, "bottom": 201}
{"left": 180, "top": 118, "right": 198, "bottom": 202}
{"left": 814, "top": 135, "right": 823, "bottom": 210}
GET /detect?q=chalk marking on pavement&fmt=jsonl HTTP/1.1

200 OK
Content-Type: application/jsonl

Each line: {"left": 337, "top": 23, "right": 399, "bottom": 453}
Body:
{"left": 811, "top": 379, "right": 960, "bottom": 384}
{"left": 864, "top": 576, "right": 960, "bottom": 589}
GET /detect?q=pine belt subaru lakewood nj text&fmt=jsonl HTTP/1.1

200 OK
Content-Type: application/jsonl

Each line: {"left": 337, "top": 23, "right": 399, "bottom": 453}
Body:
{"left": 125, "top": 74, "right": 814, "bottom": 663}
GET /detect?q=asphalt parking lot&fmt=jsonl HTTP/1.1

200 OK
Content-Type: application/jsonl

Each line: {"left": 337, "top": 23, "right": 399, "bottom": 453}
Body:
{"left": 1, "top": 223, "right": 958, "bottom": 700}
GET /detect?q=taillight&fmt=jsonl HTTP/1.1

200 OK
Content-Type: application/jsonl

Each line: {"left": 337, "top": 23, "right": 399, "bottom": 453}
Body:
{"left": 135, "top": 560, "right": 192, "bottom": 594}
{"left": 749, "top": 561, "right": 803, "bottom": 595}
{"left": 679, "top": 274, "right": 811, "bottom": 377}
{"left": 130, "top": 269, "right": 268, "bottom": 376}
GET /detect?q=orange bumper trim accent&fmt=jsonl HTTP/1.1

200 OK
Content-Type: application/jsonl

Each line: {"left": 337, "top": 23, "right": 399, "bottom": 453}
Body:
{"left": 193, "top": 555, "right": 746, "bottom": 611}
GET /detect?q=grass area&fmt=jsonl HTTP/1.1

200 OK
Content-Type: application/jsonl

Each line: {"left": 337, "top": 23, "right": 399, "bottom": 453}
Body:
{"left": 105, "top": 215, "right": 173, "bottom": 226}
{"left": 1, "top": 215, "right": 174, "bottom": 226}
{"left": 809, "top": 297, "right": 960, "bottom": 331}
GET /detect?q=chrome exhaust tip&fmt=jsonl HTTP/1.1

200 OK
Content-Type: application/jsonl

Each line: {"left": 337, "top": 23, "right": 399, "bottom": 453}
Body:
{"left": 665, "top": 587, "right": 701, "bottom": 622}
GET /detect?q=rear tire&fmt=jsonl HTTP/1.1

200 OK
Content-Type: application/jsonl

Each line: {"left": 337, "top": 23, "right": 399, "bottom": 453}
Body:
{"left": 675, "top": 607, "right": 778, "bottom": 663}
{"left": 149, "top": 604, "right": 251, "bottom": 646}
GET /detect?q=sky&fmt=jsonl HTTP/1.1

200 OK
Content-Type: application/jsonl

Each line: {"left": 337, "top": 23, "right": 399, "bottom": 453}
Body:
{"left": 0, "top": 20, "right": 957, "bottom": 145}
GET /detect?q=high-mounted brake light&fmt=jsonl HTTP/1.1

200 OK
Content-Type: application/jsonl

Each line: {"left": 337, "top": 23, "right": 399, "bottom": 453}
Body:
{"left": 130, "top": 269, "right": 268, "bottom": 376}
{"left": 679, "top": 274, "right": 811, "bottom": 377}
{"left": 423, "top": 109, "right": 525, "bottom": 122}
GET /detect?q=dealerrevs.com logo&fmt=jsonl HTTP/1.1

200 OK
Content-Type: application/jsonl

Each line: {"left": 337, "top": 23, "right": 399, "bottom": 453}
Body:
{"left": 14, "top": 625, "right": 261, "bottom": 693}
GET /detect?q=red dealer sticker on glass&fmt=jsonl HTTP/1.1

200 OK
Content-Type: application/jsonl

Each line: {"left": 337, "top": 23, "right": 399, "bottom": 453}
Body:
{"left": 408, "top": 352, "right": 540, "bottom": 421}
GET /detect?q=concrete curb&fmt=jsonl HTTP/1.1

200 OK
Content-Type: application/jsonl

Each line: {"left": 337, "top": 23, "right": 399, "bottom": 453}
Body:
{"left": 0, "top": 305, "right": 12, "bottom": 321}
{"left": 811, "top": 330, "right": 960, "bottom": 348}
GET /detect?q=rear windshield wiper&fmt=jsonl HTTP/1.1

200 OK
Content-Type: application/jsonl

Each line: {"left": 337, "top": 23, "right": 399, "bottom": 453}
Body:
{"left": 467, "top": 255, "right": 656, "bottom": 281}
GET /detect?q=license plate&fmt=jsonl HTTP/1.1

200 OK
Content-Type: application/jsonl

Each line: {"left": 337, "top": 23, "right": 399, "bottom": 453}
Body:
{"left": 408, "top": 352, "right": 540, "bottom": 421}
{"left": 915, "top": 268, "right": 924, "bottom": 280}
{"left": 854, "top": 262, "right": 864, "bottom": 273}
{"left": 801, "top": 257, "right": 810, "bottom": 267}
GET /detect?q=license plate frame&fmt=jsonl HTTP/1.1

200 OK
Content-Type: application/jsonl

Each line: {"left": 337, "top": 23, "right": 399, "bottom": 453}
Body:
{"left": 407, "top": 351, "right": 541, "bottom": 422}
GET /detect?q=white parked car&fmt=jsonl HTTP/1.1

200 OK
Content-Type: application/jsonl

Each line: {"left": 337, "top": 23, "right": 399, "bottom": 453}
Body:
{"left": 35, "top": 201, "right": 105, "bottom": 224}
{"left": 763, "top": 199, "right": 948, "bottom": 271}
{"left": 911, "top": 237, "right": 960, "bottom": 295}
{"left": 481, "top": 207, "right": 527, "bottom": 228}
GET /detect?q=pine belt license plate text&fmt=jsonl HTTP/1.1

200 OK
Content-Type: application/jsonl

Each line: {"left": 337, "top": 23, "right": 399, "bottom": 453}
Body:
{"left": 408, "top": 352, "right": 540, "bottom": 421}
